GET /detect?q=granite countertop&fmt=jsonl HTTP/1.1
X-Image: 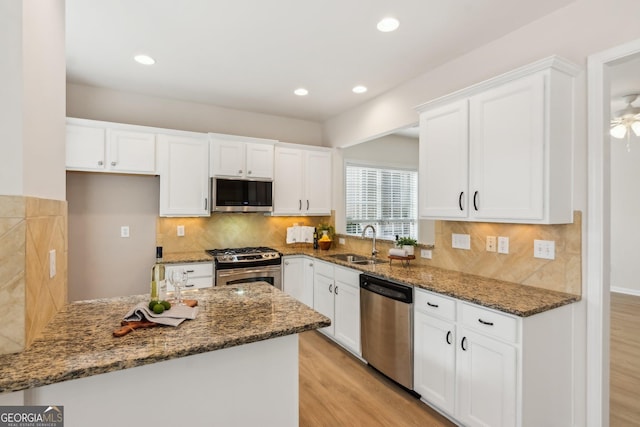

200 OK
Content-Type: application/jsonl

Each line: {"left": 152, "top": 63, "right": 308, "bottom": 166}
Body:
{"left": 275, "top": 246, "right": 580, "bottom": 317}
{"left": 161, "top": 251, "right": 214, "bottom": 263}
{"left": 0, "top": 283, "right": 330, "bottom": 394}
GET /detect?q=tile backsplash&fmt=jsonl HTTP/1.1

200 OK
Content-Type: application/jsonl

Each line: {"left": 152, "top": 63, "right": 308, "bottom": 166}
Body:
{"left": 337, "top": 212, "right": 582, "bottom": 296}
{"left": 157, "top": 213, "right": 333, "bottom": 253}
{"left": 0, "top": 196, "right": 67, "bottom": 355}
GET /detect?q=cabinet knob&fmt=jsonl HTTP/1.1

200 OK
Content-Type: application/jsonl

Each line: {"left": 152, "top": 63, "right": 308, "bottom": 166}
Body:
{"left": 111, "top": 161, "right": 117, "bottom": 166}
{"left": 461, "top": 336, "right": 468, "bottom": 351}
{"left": 238, "top": 170, "right": 243, "bottom": 174}
{"left": 306, "top": 200, "right": 310, "bottom": 210}
{"left": 309, "top": 263, "right": 313, "bottom": 267}
{"left": 98, "top": 161, "right": 103, "bottom": 166}
{"left": 247, "top": 170, "right": 252, "bottom": 175}
{"left": 285, "top": 261, "right": 289, "bottom": 265}
{"left": 329, "top": 284, "right": 333, "bottom": 293}
{"left": 446, "top": 330, "right": 452, "bottom": 345}
{"left": 335, "top": 285, "right": 338, "bottom": 295}
{"left": 458, "top": 192, "right": 464, "bottom": 211}
{"left": 299, "top": 200, "right": 302, "bottom": 210}
{"left": 473, "top": 191, "right": 479, "bottom": 211}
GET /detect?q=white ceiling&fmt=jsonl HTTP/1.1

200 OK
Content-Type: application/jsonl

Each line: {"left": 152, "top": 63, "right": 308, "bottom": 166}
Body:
{"left": 66, "top": 0, "right": 575, "bottom": 122}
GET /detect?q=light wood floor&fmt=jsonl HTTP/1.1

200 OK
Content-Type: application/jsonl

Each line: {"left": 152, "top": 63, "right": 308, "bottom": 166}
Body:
{"left": 299, "top": 331, "right": 455, "bottom": 426}
{"left": 610, "top": 292, "right": 640, "bottom": 426}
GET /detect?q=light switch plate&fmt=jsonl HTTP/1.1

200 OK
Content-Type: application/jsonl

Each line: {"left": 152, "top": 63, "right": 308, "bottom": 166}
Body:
{"left": 452, "top": 233, "right": 471, "bottom": 250}
{"left": 177, "top": 225, "right": 185, "bottom": 237}
{"left": 120, "top": 226, "right": 130, "bottom": 238}
{"left": 498, "top": 236, "right": 509, "bottom": 254}
{"left": 534, "top": 239, "right": 555, "bottom": 260}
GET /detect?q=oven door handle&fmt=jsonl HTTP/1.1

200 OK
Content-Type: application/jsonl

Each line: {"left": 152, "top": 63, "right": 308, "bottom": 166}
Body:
{"left": 217, "top": 267, "right": 281, "bottom": 277}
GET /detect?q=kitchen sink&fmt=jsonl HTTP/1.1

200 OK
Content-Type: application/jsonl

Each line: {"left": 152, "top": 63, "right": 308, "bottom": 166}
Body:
{"left": 328, "top": 253, "right": 386, "bottom": 265}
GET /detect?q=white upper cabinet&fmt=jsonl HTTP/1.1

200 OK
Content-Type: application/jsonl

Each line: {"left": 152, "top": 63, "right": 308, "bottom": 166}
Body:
{"left": 273, "top": 145, "right": 332, "bottom": 216}
{"left": 66, "top": 124, "right": 106, "bottom": 171}
{"left": 158, "top": 134, "right": 210, "bottom": 217}
{"left": 107, "top": 129, "right": 156, "bottom": 174}
{"left": 418, "top": 100, "right": 469, "bottom": 219}
{"left": 66, "top": 119, "right": 156, "bottom": 174}
{"left": 417, "top": 56, "right": 579, "bottom": 224}
{"left": 209, "top": 134, "right": 275, "bottom": 180}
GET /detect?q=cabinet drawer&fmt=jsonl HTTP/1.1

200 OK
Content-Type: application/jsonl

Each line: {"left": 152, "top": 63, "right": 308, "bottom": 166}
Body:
{"left": 334, "top": 265, "right": 360, "bottom": 286}
{"left": 415, "top": 289, "right": 456, "bottom": 321}
{"left": 459, "top": 303, "right": 518, "bottom": 343}
{"left": 166, "top": 262, "right": 213, "bottom": 278}
{"left": 314, "top": 260, "right": 334, "bottom": 278}
{"left": 169, "top": 276, "right": 213, "bottom": 290}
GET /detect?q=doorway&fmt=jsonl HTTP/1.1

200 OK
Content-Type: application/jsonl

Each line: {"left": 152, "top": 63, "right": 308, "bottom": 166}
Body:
{"left": 587, "top": 37, "right": 640, "bottom": 427}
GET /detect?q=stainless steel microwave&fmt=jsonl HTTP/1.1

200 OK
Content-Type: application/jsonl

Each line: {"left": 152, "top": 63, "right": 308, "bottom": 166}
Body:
{"left": 211, "top": 178, "right": 273, "bottom": 212}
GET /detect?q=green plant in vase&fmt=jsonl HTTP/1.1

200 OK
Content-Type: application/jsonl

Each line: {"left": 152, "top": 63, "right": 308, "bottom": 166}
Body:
{"left": 397, "top": 236, "right": 418, "bottom": 256}
{"left": 316, "top": 222, "right": 335, "bottom": 241}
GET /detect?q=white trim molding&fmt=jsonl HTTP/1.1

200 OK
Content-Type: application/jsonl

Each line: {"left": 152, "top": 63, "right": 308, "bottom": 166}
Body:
{"left": 587, "top": 37, "right": 640, "bottom": 427}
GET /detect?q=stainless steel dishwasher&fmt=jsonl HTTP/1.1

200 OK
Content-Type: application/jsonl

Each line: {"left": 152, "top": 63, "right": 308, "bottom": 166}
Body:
{"left": 360, "top": 273, "right": 414, "bottom": 390}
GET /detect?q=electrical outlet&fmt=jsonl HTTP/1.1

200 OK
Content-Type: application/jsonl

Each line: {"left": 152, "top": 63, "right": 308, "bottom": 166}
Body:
{"left": 486, "top": 236, "right": 497, "bottom": 252}
{"left": 338, "top": 238, "right": 345, "bottom": 245}
{"left": 177, "top": 225, "right": 185, "bottom": 237}
{"left": 49, "top": 249, "right": 56, "bottom": 278}
{"left": 452, "top": 233, "right": 471, "bottom": 250}
{"left": 421, "top": 249, "right": 432, "bottom": 259}
{"left": 498, "top": 236, "right": 509, "bottom": 254}
{"left": 534, "top": 239, "right": 555, "bottom": 260}
{"left": 120, "top": 226, "right": 130, "bottom": 238}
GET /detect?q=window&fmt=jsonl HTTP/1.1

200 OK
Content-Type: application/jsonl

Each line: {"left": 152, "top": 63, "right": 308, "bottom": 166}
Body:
{"left": 345, "top": 163, "right": 418, "bottom": 240}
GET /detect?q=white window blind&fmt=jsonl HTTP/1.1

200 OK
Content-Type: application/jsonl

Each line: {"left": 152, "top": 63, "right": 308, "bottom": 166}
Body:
{"left": 345, "top": 163, "right": 418, "bottom": 240}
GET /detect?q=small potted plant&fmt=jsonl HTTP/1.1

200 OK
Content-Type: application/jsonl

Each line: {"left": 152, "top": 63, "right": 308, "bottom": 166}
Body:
{"left": 316, "top": 223, "right": 335, "bottom": 250}
{"left": 397, "top": 237, "right": 418, "bottom": 256}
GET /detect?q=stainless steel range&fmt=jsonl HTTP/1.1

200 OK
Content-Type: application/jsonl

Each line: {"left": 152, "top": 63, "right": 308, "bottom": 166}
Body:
{"left": 206, "top": 247, "right": 282, "bottom": 290}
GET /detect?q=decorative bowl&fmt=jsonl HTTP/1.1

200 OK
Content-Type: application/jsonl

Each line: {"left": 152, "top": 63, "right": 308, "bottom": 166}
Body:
{"left": 318, "top": 240, "right": 332, "bottom": 250}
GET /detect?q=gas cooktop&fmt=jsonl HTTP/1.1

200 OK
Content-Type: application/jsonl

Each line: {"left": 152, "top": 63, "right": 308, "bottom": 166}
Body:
{"left": 206, "top": 247, "right": 281, "bottom": 264}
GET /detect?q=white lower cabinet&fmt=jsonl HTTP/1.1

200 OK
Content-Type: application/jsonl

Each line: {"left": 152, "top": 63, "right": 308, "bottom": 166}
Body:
{"left": 414, "top": 288, "right": 573, "bottom": 427}
{"left": 282, "top": 255, "right": 314, "bottom": 307}
{"left": 311, "top": 259, "right": 361, "bottom": 356}
{"left": 165, "top": 262, "right": 213, "bottom": 290}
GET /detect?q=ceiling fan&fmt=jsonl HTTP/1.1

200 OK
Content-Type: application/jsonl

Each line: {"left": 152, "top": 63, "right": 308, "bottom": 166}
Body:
{"left": 610, "top": 94, "right": 640, "bottom": 150}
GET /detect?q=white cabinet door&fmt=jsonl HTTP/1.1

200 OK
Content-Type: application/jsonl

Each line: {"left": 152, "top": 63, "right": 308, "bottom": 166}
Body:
{"left": 302, "top": 257, "right": 315, "bottom": 308}
{"left": 158, "top": 134, "right": 210, "bottom": 217}
{"left": 313, "top": 273, "right": 334, "bottom": 336}
{"left": 304, "top": 150, "right": 332, "bottom": 215}
{"left": 419, "top": 99, "right": 469, "bottom": 219}
{"left": 469, "top": 74, "right": 545, "bottom": 221}
{"left": 283, "top": 256, "right": 314, "bottom": 308}
{"left": 66, "top": 124, "right": 106, "bottom": 171}
{"left": 456, "top": 327, "right": 517, "bottom": 427}
{"left": 333, "top": 266, "right": 360, "bottom": 355}
{"left": 210, "top": 139, "right": 245, "bottom": 178}
{"left": 273, "top": 147, "right": 304, "bottom": 214}
{"left": 414, "top": 311, "right": 456, "bottom": 415}
{"left": 107, "top": 129, "right": 156, "bottom": 174}
{"left": 165, "top": 262, "right": 213, "bottom": 290}
{"left": 245, "top": 143, "right": 274, "bottom": 179}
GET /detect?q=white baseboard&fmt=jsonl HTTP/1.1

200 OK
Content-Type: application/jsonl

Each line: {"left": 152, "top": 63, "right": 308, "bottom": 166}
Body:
{"left": 610, "top": 286, "right": 640, "bottom": 297}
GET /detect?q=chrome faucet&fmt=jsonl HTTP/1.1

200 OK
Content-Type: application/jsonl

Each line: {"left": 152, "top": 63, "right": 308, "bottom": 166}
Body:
{"left": 361, "top": 225, "right": 378, "bottom": 258}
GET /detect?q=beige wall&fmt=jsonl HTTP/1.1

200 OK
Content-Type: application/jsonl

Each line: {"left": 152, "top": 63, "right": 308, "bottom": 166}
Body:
{"left": 66, "top": 172, "right": 159, "bottom": 301}
{"left": 0, "top": 2, "right": 66, "bottom": 355}
{"left": 67, "top": 83, "right": 324, "bottom": 147}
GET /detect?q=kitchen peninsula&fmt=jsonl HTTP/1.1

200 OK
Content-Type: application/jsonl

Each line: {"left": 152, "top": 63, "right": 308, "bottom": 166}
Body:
{"left": 0, "top": 282, "right": 330, "bottom": 427}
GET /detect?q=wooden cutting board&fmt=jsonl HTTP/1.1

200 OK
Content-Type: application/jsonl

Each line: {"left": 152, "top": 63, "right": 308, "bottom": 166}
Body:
{"left": 113, "top": 299, "right": 198, "bottom": 337}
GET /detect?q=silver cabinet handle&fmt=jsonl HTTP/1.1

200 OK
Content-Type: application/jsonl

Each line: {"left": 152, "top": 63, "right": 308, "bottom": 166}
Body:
{"left": 329, "top": 284, "right": 333, "bottom": 293}
{"left": 204, "top": 198, "right": 208, "bottom": 210}
{"left": 306, "top": 200, "right": 309, "bottom": 210}
{"left": 335, "top": 285, "right": 338, "bottom": 295}
{"left": 299, "top": 200, "right": 302, "bottom": 210}
{"left": 98, "top": 161, "right": 104, "bottom": 166}
{"left": 111, "top": 161, "right": 117, "bottom": 166}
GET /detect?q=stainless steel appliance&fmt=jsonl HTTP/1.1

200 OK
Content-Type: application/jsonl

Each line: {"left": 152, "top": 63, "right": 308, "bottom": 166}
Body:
{"left": 211, "top": 178, "right": 273, "bottom": 213}
{"left": 207, "top": 246, "right": 282, "bottom": 290}
{"left": 360, "top": 273, "right": 414, "bottom": 390}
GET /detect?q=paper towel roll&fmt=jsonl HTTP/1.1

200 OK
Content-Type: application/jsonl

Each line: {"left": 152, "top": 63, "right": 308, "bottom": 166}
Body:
{"left": 389, "top": 248, "right": 408, "bottom": 257}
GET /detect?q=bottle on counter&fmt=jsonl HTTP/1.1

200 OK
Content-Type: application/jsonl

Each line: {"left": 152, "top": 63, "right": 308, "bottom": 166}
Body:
{"left": 313, "top": 228, "right": 319, "bottom": 249}
{"left": 151, "top": 246, "right": 166, "bottom": 301}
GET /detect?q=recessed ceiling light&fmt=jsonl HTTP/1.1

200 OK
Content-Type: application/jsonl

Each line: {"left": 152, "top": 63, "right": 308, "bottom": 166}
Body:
{"left": 294, "top": 88, "right": 309, "bottom": 96}
{"left": 377, "top": 17, "right": 399, "bottom": 32}
{"left": 134, "top": 54, "right": 156, "bottom": 65}
{"left": 352, "top": 85, "right": 368, "bottom": 94}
